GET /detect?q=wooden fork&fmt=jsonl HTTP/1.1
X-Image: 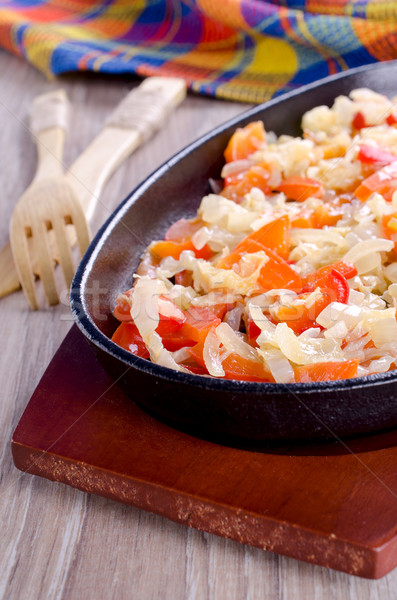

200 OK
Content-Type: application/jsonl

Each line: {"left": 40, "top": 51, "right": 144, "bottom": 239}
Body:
{"left": 9, "top": 90, "right": 90, "bottom": 309}
{"left": 0, "top": 90, "right": 68, "bottom": 299}
{"left": 9, "top": 77, "right": 186, "bottom": 309}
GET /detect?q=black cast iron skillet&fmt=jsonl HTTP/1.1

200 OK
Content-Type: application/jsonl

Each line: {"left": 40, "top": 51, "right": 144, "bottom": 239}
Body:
{"left": 71, "top": 61, "right": 397, "bottom": 442}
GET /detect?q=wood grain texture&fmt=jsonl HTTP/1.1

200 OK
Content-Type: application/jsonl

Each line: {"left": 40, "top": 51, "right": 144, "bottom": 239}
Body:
{"left": 11, "top": 326, "right": 397, "bottom": 578}
{"left": 1, "top": 49, "right": 397, "bottom": 599}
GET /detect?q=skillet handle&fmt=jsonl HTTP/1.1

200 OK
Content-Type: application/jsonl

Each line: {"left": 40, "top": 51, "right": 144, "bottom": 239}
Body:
{"left": 65, "top": 77, "right": 187, "bottom": 221}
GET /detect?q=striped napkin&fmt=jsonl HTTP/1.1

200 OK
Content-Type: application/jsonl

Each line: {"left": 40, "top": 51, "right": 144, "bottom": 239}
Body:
{"left": 0, "top": 1, "right": 396, "bottom": 103}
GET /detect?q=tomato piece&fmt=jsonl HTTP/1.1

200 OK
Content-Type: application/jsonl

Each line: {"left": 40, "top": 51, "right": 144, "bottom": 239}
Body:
{"left": 305, "top": 268, "right": 349, "bottom": 302}
{"left": 352, "top": 111, "right": 366, "bottom": 130}
{"left": 257, "top": 248, "right": 302, "bottom": 293}
{"left": 221, "top": 164, "right": 271, "bottom": 202}
{"left": 183, "top": 364, "right": 209, "bottom": 376}
{"left": 325, "top": 261, "right": 357, "bottom": 281}
{"left": 191, "top": 243, "right": 214, "bottom": 260}
{"left": 357, "top": 145, "right": 397, "bottom": 166}
{"left": 313, "top": 269, "right": 350, "bottom": 304}
{"left": 180, "top": 306, "right": 222, "bottom": 344}
{"left": 224, "top": 121, "right": 266, "bottom": 163}
{"left": 247, "top": 318, "right": 261, "bottom": 344}
{"left": 165, "top": 218, "right": 203, "bottom": 242}
{"left": 276, "top": 268, "right": 350, "bottom": 334}
{"left": 354, "top": 161, "right": 397, "bottom": 202}
{"left": 302, "top": 263, "right": 355, "bottom": 297}
{"left": 294, "top": 359, "right": 359, "bottom": 382}
{"left": 150, "top": 239, "right": 213, "bottom": 261}
{"left": 111, "top": 322, "right": 150, "bottom": 359}
{"left": 276, "top": 176, "right": 323, "bottom": 202}
{"left": 275, "top": 272, "right": 345, "bottom": 333}
{"left": 386, "top": 113, "right": 397, "bottom": 126}
{"left": 323, "top": 269, "right": 351, "bottom": 301}
{"left": 160, "top": 306, "right": 225, "bottom": 350}
{"left": 162, "top": 330, "right": 197, "bottom": 351}
{"left": 156, "top": 296, "right": 186, "bottom": 337}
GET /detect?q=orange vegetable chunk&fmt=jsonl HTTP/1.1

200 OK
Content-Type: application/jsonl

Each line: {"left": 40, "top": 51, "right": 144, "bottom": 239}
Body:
{"left": 111, "top": 322, "right": 150, "bottom": 359}
{"left": 354, "top": 162, "right": 397, "bottom": 202}
{"left": 180, "top": 306, "right": 221, "bottom": 344}
{"left": 382, "top": 213, "right": 397, "bottom": 254}
{"left": 294, "top": 359, "right": 359, "bottom": 382}
{"left": 277, "top": 268, "right": 351, "bottom": 334}
{"left": 256, "top": 248, "right": 302, "bottom": 293}
{"left": 221, "top": 164, "right": 271, "bottom": 201}
{"left": 150, "top": 239, "right": 213, "bottom": 261}
{"left": 277, "top": 176, "right": 323, "bottom": 201}
{"left": 188, "top": 335, "right": 274, "bottom": 382}
{"left": 224, "top": 121, "right": 266, "bottom": 163}
{"left": 238, "top": 215, "right": 290, "bottom": 260}
{"left": 217, "top": 216, "right": 290, "bottom": 270}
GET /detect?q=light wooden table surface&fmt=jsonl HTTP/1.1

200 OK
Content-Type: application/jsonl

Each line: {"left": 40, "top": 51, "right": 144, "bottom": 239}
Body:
{"left": 1, "top": 49, "right": 396, "bottom": 600}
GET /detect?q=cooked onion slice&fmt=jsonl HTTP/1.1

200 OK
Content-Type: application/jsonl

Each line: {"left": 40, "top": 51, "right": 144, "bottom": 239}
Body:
{"left": 155, "top": 345, "right": 191, "bottom": 373}
{"left": 203, "top": 329, "right": 225, "bottom": 377}
{"left": 216, "top": 323, "right": 259, "bottom": 362}
{"left": 130, "top": 276, "right": 164, "bottom": 340}
{"left": 265, "top": 354, "right": 295, "bottom": 383}
{"left": 224, "top": 305, "right": 244, "bottom": 331}
{"left": 249, "top": 305, "right": 277, "bottom": 345}
{"left": 132, "top": 276, "right": 189, "bottom": 372}
{"left": 221, "top": 159, "right": 252, "bottom": 178}
{"left": 316, "top": 302, "right": 363, "bottom": 330}
{"left": 291, "top": 228, "right": 347, "bottom": 248}
{"left": 343, "top": 239, "right": 393, "bottom": 266}
{"left": 369, "top": 318, "right": 397, "bottom": 348}
{"left": 274, "top": 323, "right": 343, "bottom": 365}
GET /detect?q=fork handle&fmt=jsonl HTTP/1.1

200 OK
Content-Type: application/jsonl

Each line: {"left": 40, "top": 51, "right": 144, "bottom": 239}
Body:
{"left": 30, "top": 89, "right": 69, "bottom": 183}
{"left": 66, "top": 77, "right": 186, "bottom": 221}
{"left": 0, "top": 80, "right": 185, "bottom": 300}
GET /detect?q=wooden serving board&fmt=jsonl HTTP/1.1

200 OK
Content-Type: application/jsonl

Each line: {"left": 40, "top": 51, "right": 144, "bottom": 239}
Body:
{"left": 12, "top": 326, "right": 397, "bottom": 579}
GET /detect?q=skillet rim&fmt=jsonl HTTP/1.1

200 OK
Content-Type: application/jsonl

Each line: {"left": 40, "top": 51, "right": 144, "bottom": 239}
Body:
{"left": 71, "top": 60, "right": 397, "bottom": 396}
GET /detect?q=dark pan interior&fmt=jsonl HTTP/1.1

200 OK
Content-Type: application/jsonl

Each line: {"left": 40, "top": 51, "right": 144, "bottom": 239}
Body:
{"left": 72, "top": 61, "right": 397, "bottom": 441}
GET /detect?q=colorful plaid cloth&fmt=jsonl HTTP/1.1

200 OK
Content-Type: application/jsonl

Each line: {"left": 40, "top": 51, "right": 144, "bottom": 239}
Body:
{"left": 0, "top": 1, "right": 396, "bottom": 103}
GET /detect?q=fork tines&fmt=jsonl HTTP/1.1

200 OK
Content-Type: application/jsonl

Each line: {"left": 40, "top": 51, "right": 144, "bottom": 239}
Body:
{"left": 10, "top": 181, "right": 90, "bottom": 309}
